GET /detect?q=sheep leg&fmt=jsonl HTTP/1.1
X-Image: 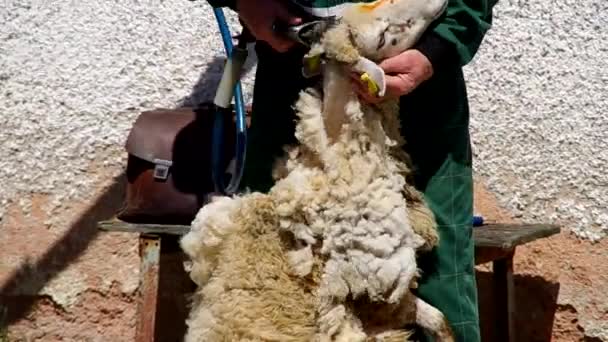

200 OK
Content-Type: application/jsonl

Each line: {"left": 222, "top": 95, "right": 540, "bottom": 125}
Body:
{"left": 315, "top": 304, "right": 367, "bottom": 342}
{"left": 333, "top": 320, "right": 367, "bottom": 342}
{"left": 387, "top": 247, "right": 420, "bottom": 304}
{"left": 414, "top": 296, "right": 455, "bottom": 342}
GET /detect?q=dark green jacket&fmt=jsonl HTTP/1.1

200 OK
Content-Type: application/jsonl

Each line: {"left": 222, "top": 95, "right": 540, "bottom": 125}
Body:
{"left": 204, "top": 0, "right": 498, "bottom": 70}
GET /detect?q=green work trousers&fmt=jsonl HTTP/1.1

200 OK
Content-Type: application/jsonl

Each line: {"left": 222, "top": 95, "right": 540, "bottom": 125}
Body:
{"left": 239, "top": 41, "right": 480, "bottom": 342}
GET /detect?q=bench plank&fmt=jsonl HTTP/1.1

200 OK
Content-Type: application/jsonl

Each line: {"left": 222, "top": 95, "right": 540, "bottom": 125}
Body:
{"left": 99, "top": 220, "right": 561, "bottom": 250}
{"left": 473, "top": 223, "right": 560, "bottom": 249}
{"left": 98, "top": 219, "right": 560, "bottom": 342}
{"left": 99, "top": 219, "right": 189, "bottom": 236}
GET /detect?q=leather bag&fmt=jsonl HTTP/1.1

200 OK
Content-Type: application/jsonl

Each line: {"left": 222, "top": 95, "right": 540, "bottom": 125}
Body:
{"left": 116, "top": 103, "right": 245, "bottom": 225}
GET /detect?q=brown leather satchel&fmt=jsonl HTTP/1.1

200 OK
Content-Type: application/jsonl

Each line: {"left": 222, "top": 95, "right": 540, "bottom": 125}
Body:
{"left": 116, "top": 103, "right": 247, "bottom": 225}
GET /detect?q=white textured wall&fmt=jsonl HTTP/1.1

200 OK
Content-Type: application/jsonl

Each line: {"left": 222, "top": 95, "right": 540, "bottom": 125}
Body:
{"left": 0, "top": 0, "right": 255, "bottom": 227}
{"left": 466, "top": 0, "right": 607, "bottom": 241}
{"left": 1, "top": 0, "right": 605, "bottom": 243}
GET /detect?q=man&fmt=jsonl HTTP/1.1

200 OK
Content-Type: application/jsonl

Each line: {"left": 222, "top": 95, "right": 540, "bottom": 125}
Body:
{"left": 205, "top": 0, "right": 497, "bottom": 340}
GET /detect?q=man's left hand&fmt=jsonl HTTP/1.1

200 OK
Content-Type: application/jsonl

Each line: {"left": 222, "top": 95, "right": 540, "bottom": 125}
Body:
{"left": 351, "top": 49, "right": 433, "bottom": 103}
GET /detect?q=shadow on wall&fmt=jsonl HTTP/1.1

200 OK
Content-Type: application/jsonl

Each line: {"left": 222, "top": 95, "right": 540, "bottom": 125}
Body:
{"left": 0, "top": 45, "right": 257, "bottom": 332}
{"left": 0, "top": 174, "right": 127, "bottom": 327}
{"left": 476, "top": 271, "right": 561, "bottom": 342}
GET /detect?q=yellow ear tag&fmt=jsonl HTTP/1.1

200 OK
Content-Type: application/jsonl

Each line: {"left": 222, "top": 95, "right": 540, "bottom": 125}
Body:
{"left": 302, "top": 54, "right": 322, "bottom": 78}
{"left": 360, "top": 72, "right": 379, "bottom": 96}
{"left": 352, "top": 57, "right": 386, "bottom": 97}
{"left": 358, "top": 0, "right": 390, "bottom": 12}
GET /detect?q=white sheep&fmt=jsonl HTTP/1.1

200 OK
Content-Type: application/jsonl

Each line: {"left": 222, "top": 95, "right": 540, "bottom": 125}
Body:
{"left": 180, "top": 0, "right": 454, "bottom": 340}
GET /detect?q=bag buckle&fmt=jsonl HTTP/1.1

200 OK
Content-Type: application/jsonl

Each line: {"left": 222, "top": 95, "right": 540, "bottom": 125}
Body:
{"left": 153, "top": 158, "right": 173, "bottom": 180}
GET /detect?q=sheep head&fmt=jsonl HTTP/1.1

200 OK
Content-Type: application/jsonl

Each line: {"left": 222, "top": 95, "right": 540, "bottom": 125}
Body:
{"left": 302, "top": 0, "right": 448, "bottom": 99}
{"left": 341, "top": 0, "right": 448, "bottom": 62}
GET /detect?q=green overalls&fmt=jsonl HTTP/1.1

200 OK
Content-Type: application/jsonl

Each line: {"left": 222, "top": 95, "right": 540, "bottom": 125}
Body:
{"left": 207, "top": 0, "right": 497, "bottom": 340}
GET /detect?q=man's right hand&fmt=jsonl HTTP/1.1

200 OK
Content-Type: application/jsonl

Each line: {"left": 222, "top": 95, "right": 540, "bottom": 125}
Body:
{"left": 236, "top": 0, "right": 302, "bottom": 52}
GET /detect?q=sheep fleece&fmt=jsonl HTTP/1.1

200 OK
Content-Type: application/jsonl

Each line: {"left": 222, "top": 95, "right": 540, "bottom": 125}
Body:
{"left": 179, "top": 0, "right": 452, "bottom": 340}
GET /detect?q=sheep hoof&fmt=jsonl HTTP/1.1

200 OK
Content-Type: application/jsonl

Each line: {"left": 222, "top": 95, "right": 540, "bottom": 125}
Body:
{"left": 415, "top": 297, "right": 455, "bottom": 342}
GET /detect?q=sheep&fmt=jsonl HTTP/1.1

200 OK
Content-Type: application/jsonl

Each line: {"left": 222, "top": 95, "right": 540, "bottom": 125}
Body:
{"left": 179, "top": 0, "right": 454, "bottom": 340}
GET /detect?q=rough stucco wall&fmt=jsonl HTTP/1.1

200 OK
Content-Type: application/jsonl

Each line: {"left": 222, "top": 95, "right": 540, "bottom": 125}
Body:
{"left": 466, "top": 0, "right": 608, "bottom": 242}
{"left": 0, "top": 0, "right": 606, "bottom": 341}
{"left": 0, "top": 0, "right": 255, "bottom": 227}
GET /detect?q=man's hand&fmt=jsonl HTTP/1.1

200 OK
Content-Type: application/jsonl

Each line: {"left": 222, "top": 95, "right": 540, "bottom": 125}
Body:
{"left": 236, "top": 0, "right": 302, "bottom": 52}
{"left": 351, "top": 49, "right": 434, "bottom": 103}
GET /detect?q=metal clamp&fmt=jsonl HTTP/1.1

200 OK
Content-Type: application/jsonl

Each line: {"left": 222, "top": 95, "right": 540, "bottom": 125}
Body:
{"left": 152, "top": 158, "right": 173, "bottom": 180}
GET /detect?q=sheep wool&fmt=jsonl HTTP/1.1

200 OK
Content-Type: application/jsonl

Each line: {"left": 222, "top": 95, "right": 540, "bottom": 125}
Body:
{"left": 180, "top": 0, "right": 455, "bottom": 341}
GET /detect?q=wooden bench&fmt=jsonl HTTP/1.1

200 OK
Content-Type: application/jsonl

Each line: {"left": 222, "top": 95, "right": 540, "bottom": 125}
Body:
{"left": 98, "top": 220, "right": 560, "bottom": 342}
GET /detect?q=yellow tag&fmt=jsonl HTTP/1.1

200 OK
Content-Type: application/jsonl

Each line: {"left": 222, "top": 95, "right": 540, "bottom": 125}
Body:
{"left": 360, "top": 73, "right": 379, "bottom": 96}
{"left": 304, "top": 55, "right": 321, "bottom": 74}
{"left": 358, "top": 0, "right": 390, "bottom": 12}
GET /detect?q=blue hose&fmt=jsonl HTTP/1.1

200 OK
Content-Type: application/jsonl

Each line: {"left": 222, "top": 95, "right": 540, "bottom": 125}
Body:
{"left": 211, "top": 7, "right": 248, "bottom": 195}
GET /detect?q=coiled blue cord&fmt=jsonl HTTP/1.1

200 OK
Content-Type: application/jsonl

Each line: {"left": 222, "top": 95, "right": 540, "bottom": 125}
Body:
{"left": 211, "top": 7, "right": 248, "bottom": 195}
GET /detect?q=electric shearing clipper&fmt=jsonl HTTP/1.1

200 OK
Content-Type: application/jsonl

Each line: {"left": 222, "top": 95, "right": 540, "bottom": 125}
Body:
{"left": 272, "top": 18, "right": 339, "bottom": 47}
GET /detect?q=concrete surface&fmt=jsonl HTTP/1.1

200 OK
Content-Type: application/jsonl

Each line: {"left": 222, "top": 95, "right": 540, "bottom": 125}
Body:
{"left": 0, "top": 0, "right": 606, "bottom": 340}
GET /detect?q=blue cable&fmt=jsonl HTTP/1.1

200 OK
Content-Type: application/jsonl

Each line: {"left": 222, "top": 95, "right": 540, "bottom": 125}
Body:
{"left": 211, "top": 7, "right": 248, "bottom": 195}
